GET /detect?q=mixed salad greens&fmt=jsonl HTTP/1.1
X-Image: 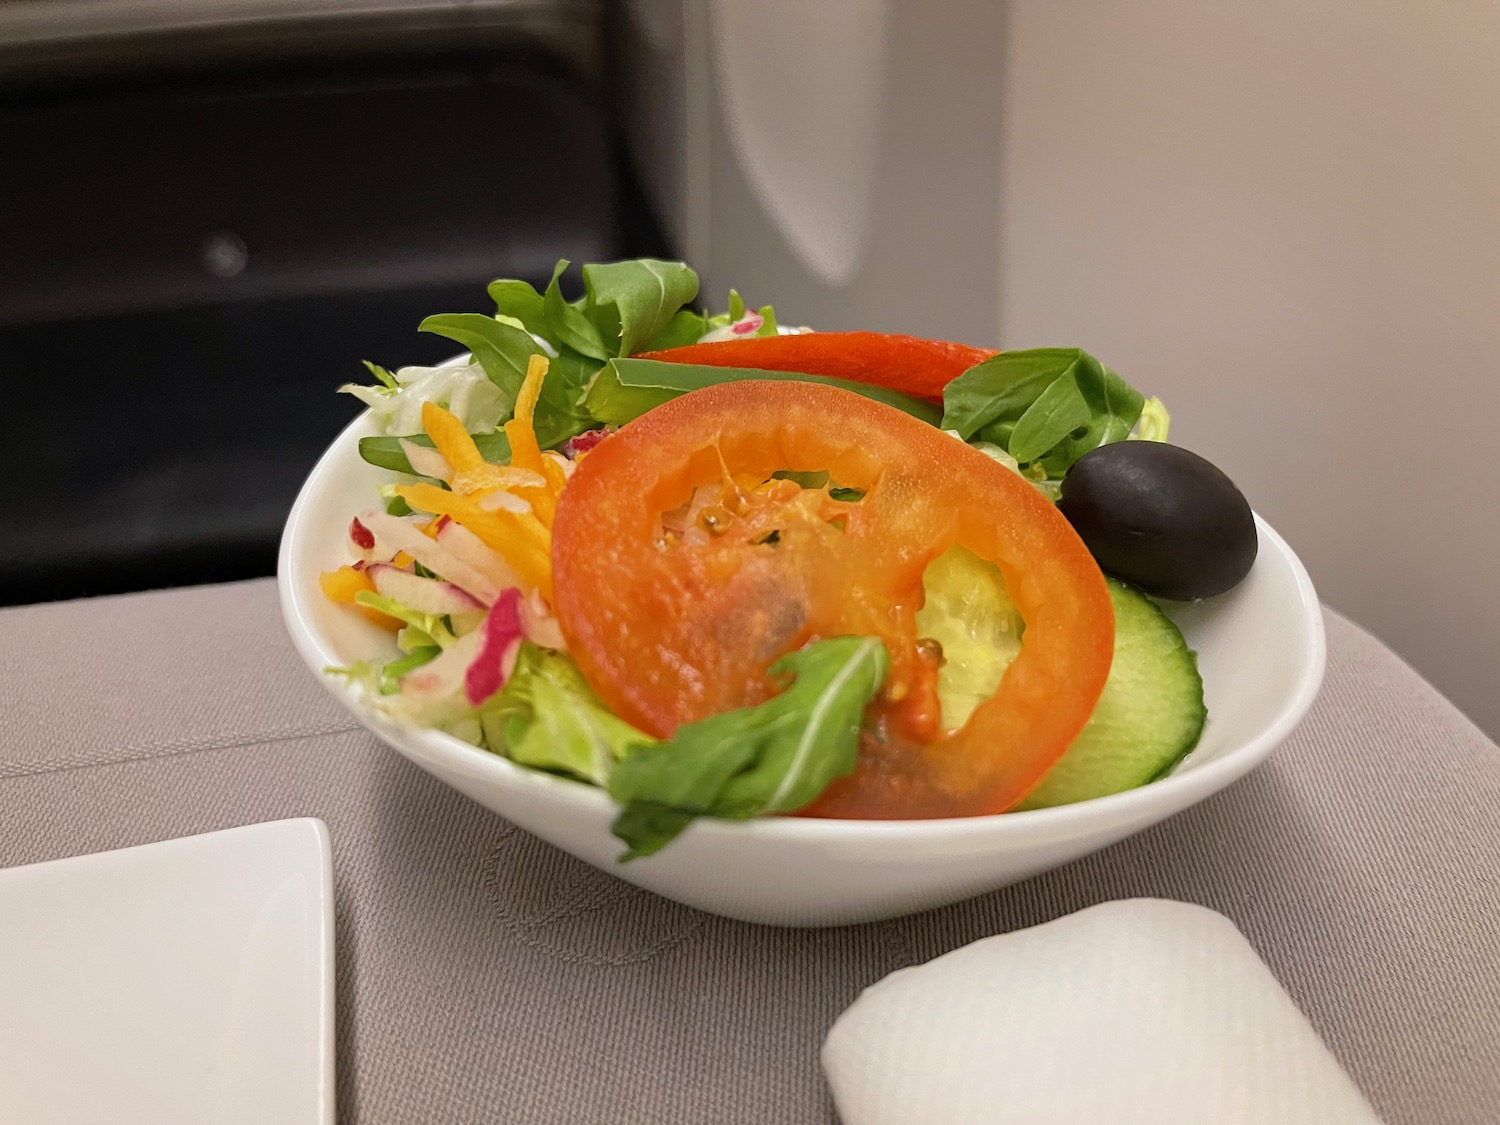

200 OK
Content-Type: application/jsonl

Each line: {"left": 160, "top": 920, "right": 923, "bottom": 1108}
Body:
{"left": 325, "top": 259, "right": 1255, "bottom": 858}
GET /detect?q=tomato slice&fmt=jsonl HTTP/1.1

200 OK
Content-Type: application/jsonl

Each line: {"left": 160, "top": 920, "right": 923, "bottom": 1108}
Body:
{"left": 551, "top": 381, "right": 1113, "bottom": 818}
{"left": 637, "top": 331, "right": 998, "bottom": 402}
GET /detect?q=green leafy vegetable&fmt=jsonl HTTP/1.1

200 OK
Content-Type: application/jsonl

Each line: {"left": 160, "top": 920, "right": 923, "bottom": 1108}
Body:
{"left": 358, "top": 431, "right": 512, "bottom": 475}
{"left": 543, "top": 260, "right": 612, "bottom": 361}
{"left": 587, "top": 358, "right": 943, "bottom": 428}
{"left": 380, "top": 647, "right": 441, "bottom": 694}
{"left": 606, "top": 636, "right": 889, "bottom": 860}
{"left": 641, "top": 308, "right": 710, "bottom": 351}
{"left": 362, "top": 360, "right": 398, "bottom": 391}
{"left": 1032, "top": 358, "right": 1144, "bottom": 475}
{"left": 486, "top": 279, "right": 549, "bottom": 339}
{"left": 480, "top": 644, "right": 656, "bottom": 786}
{"left": 1007, "top": 372, "right": 1094, "bottom": 464}
{"left": 580, "top": 259, "right": 701, "bottom": 357}
{"left": 1133, "top": 396, "right": 1171, "bottom": 442}
{"left": 418, "top": 313, "right": 544, "bottom": 404}
{"left": 353, "top": 591, "right": 459, "bottom": 649}
{"left": 941, "top": 349, "right": 1083, "bottom": 441}
{"left": 942, "top": 347, "right": 1146, "bottom": 478}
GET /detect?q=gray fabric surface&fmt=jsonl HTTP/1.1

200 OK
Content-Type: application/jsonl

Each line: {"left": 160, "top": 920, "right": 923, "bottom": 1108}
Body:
{"left": 1, "top": 579, "right": 1496, "bottom": 1125}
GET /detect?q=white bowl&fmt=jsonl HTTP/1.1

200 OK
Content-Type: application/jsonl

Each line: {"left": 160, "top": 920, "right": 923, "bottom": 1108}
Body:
{"left": 279, "top": 409, "right": 1326, "bottom": 927}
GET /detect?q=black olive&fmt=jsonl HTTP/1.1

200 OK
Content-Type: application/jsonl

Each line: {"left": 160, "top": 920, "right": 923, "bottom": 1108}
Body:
{"left": 1057, "top": 442, "right": 1257, "bottom": 600}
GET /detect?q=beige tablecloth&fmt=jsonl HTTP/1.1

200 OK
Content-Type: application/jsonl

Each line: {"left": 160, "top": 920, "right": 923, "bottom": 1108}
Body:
{"left": 1, "top": 580, "right": 1496, "bottom": 1124}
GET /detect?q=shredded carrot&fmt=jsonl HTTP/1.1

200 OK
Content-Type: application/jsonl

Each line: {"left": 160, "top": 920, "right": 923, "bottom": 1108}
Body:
{"left": 319, "top": 566, "right": 402, "bottom": 631}
{"left": 394, "top": 483, "right": 553, "bottom": 599}
{"left": 420, "top": 400, "right": 485, "bottom": 476}
{"left": 394, "top": 355, "right": 566, "bottom": 603}
{"left": 503, "top": 354, "right": 548, "bottom": 476}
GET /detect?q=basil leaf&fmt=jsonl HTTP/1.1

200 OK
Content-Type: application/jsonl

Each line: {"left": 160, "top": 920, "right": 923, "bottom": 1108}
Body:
{"left": 1008, "top": 373, "right": 1094, "bottom": 464}
{"left": 358, "top": 431, "right": 511, "bottom": 475}
{"left": 481, "top": 644, "right": 656, "bottom": 786}
{"left": 580, "top": 259, "right": 700, "bottom": 357}
{"left": 543, "top": 259, "right": 612, "bottom": 361}
{"left": 486, "top": 279, "right": 549, "bottom": 341}
{"left": 587, "top": 358, "right": 943, "bottom": 428}
{"left": 941, "top": 348, "right": 1087, "bottom": 440}
{"left": 1037, "top": 359, "right": 1145, "bottom": 475}
{"left": 607, "top": 636, "right": 888, "bottom": 860}
{"left": 418, "top": 313, "right": 543, "bottom": 402}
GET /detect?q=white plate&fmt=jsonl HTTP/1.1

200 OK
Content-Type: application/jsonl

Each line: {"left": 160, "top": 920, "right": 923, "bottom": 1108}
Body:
{"left": 0, "top": 819, "right": 335, "bottom": 1125}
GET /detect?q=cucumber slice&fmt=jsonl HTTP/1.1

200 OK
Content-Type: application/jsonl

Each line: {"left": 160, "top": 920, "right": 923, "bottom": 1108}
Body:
{"left": 1017, "top": 579, "right": 1206, "bottom": 809}
{"left": 917, "top": 549, "right": 1205, "bottom": 809}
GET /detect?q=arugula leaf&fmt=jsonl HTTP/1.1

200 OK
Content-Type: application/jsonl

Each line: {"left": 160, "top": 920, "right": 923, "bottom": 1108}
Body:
{"left": 418, "top": 313, "right": 544, "bottom": 403}
{"left": 580, "top": 259, "right": 700, "bottom": 357}
{"left": 486, "top": 279, "right": 549, "bottom": 341}
{"left": 588, "top": 358, "right": 943, "bottom": 428}
{"left": 543, "top": 260, "right": 612, "bottom": 360}
{"left": 607, "top": 636, "right": 889, "bottom": 860}
{"left": 941, "top": 348, "right": 1087, "bottom": 440}
{"left": 642, "top": 308, "right": 709, "bottom": 351}
{"left": 358, "top": 431, "right": 511, "bottom": 475}
{"left": 532, "top": 348, "right": 598, "bottom": 450}
{"left": 480, "top": 644, "right": 656, "bottom": 786}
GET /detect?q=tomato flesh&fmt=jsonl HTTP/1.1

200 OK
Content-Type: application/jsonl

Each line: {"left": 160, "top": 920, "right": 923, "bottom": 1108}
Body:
{"left": 551, "top": 381, "right": 1114, "bottom": 818}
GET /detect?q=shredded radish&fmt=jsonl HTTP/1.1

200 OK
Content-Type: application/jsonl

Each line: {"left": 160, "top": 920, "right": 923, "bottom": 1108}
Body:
{"left": 520, "top": 591, "right": 567, "bottom": 649}
{"left": 696, "top": 312, "right": 765, "bottom": 344}
{"left": 464, "top": 589, "right": 526, "bottom": 706}
{"left": 401, "top": 629, "right": 482, "bottom": 697}
{"left": 359, "top": 509, "right": 502, "bottom": 605}
{"left": 434, "top": 519, "right": 524, "bottom": 590}
{"left": 562, "top": 429, "right": 609, "bottom": 458}
{"left": 399, "top": 439, "right": 454, "bottom": 481}
{"left": 347, "top": 516, "right": 397, "bottom": 563}
{"left": 367, "top": 564, "right": 486, "bottom": 616}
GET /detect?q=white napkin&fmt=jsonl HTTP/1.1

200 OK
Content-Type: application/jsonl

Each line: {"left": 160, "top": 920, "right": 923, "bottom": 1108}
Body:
{"left": 822, "top": 899, "right": 1383, "bottom": 1125}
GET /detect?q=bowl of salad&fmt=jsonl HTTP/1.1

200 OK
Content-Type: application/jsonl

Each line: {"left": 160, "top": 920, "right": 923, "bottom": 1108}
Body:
{"left": 278, "top": 259, "right": 1324, "bottom": 927}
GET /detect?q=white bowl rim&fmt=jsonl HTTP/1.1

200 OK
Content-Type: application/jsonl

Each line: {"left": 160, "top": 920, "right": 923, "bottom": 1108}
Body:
{"left": 279, "top": 406, "right": 1326, "bottom": 845}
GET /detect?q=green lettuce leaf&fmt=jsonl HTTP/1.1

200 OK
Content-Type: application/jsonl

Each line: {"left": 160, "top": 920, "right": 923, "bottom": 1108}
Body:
{"left": 353, "top": 591, "right": 458, "bottom": 648}
{"left": 606, "top": 636, "right": 889, "bottom": 860}
{"left": 480, "top": 644, "right": 656, "bottom": 786}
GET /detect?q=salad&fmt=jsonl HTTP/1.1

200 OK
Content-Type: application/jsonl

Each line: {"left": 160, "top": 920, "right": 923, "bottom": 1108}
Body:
{"left": 323, "top": 259, "right": 1256, "bottom": 859}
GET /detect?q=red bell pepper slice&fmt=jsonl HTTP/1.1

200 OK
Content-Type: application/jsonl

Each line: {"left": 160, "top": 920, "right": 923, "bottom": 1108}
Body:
{"left": 637, "top": 331, "right": 998, "bottom": 403}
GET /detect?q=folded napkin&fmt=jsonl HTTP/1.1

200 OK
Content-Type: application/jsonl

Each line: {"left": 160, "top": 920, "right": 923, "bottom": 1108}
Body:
{"left": 822, "top": 899, "right": 1383, "bottom": 1125}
